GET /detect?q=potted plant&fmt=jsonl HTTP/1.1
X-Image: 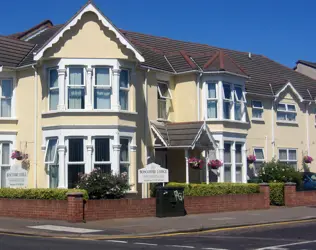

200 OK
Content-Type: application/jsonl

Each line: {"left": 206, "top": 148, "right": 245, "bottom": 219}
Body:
{"left": 188, "top": 157, "right": 203, "bottom": 169}
{"left": 208, "top": 159, "right": 223, "bottom": 169}
{"left": 304, "top": 156, "right": 313, "bottom": 164}
{"left": 247, "top": 155, "right": 256, "bottom": 164}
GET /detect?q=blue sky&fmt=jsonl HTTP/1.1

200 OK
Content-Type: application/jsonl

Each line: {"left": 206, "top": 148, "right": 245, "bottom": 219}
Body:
{"left": 1, "top": 0, "right": 315, "bottom": 67}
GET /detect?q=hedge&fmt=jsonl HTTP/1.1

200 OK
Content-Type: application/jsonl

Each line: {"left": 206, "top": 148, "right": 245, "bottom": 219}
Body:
{"left": 269, "top": 183, "right": 284, "bottom": 206}
{"left": 0, "top": 188, "right": 89, "bottom": 200}
{"left": 166, "top": 182, "right": 260, "bottom": 196}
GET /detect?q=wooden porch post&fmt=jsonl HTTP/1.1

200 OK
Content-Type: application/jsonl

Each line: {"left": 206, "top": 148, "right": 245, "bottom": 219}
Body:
{"left": 185, "top": 149, "right": 189, "bottom": 184}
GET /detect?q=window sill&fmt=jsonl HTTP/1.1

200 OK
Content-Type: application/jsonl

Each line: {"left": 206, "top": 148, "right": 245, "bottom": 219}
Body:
{"left": 276, "top": 121, "right": 298, "bottom": 125}
{"left": 157, "top": 118, "right": 169, "bottom": 122}
{"left": 251, "top": 118, "right": 265, "bottom": 123}
{"left": 0, "top": 117, "right": 18, "bottom": 122}
{"left": 42, "top": 110, "right": 138, "bottom": 117}
{"left": 206, "top": 119, "right": 248, "bottom": 125}
{"left": 126, "top": 190, "right": 138, "bottom": 194}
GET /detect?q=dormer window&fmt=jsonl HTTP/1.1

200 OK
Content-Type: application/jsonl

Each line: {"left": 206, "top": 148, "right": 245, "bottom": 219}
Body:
{"left": 68, "top": 67, "right": 85, "bottom": 109}
{"left": 277, "top": 103, "right": 296, "bottom": 122}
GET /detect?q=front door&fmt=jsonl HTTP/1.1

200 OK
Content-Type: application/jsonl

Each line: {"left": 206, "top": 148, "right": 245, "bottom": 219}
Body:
{"left": 155, "top": 150, "right": 167, "bottom": 169}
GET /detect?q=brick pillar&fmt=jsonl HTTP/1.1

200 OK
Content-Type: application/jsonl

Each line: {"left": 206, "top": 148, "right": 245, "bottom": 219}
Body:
{"left": 284, "top": 182, "right": 297, "bottom": 207}
{"left": 259, "top": 183, "right": 270, "bottom": 209}
{"left": 67, "top": 192, "right": 84, "bottom": 223}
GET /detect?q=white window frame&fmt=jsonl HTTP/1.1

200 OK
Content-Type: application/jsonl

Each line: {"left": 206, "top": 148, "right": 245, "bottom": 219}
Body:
{"left": 44, "top": 138, "right": 59, "bottom": 164}
{"left": 48, "top": 68, "right": 59, "bottom": 111}
{"left": 119, "top": 69, "right": 130, "bottom": 111}
{"left": 235, "top": 143, "right": 243, "bottom": 183}
{"left": 93, "top": 137, "right": 112, "bottom": 171}
{"left": 206, "top": 82, "right": 218, "bottom": 119}
{"left": 223, "top": 142, "right": 232, "bottom": 182}
{"left": 253, "top": 147, "right": 265, "bottom": 162}
{"left": 0, "top": 142, "right": 11, "bottom": 188}
{"left": 252, "top": 100, "right": 264, "bottom": 120}
{"left": 278, "top": 148, "right": 297, "bottom": 167}
{"left": 0, "top": 78, "right": 13, "bottom": 117}
{"left": 157, "top": 81, "right": 171, "bottom": 120}
{"left": 66, "top": 66, "right": 86, "bottom": 110}
{"left": 66, "top": 137, "right": 85, "bottom": 188}
{"left": 233, "top": 85, "right": 246, "bottom": 121}
{"left": 277, "top": 103, "right": 297, "bottom": 122}
{"left": 92, "top": 66, "right": 112, "bottom": 110}
{"left": 120, "top": 137, "right": 131, "bottom": 180}
{"left": 222, "top": 83, "right": 233, "bottom": 119}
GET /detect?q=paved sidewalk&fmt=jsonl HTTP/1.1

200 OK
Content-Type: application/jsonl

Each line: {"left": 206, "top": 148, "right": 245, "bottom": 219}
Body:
{"left": 0, "top": 206, "right": 315, "bottom": 239}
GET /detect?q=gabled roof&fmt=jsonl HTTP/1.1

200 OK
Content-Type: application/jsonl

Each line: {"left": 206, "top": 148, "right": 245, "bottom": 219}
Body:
{"left": 151, "top": 121, "right": 217, "bottom": 149}
{"left": 296, "top": 60, "right": 316, "bottom": 70}
{"left": 33, "top": 1, "right": 144, "bottom": 62}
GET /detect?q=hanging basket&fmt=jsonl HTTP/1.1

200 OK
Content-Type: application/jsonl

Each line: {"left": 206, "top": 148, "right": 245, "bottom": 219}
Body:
{"left": 208, "top": 159, "right": 223, "bottom": 170}
{"left": 188, "top": 157, "right": 203, "bottom": 170}
{"left": 304, "top": 156, "right": 313, "bottom": 164}
{"left": 247, "top": 155, "right": 256, "bottom": 164}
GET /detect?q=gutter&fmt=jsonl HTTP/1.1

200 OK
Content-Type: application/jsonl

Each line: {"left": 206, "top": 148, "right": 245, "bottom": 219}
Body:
{"left": 32, "top": 65, "right": 38, "bottom": 188}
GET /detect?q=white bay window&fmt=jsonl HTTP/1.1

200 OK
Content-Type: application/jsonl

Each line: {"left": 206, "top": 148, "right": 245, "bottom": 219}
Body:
{"left": 68, "top": 138, "right": 85, "bottom": 188}
{"left": 0, "top": 143, "right": 10, "bottom": 188}
{"left": 234, "top": 85, "right": 245, "bottom": 121}
{"left": 0, "top": 79, "right": 13, "bottom": 117}
{"left": 67, "top": 67, "right": 85, "bottom": 109}
{"left": 48, "top": 69, "right": 59, "bottom": 111}
{"left": 120, "top": 138, "right": 130, "bottom": 180}
{"left": 94, "top": 138, "right": 111, "bottom": 173}
{"left": 206, "top": 82, "right": 217, "bottom": 119}
{"left": 94, "top": 67, "right": 111, "bottom": 109}
{"left": 223, "top": 83, "right": 232, "bottom": 119}
{"left": 119, "top": 69, "right": 129, "bottom": 111}
{"left": 45, "top": 138, "right": 59, "bottom": 188}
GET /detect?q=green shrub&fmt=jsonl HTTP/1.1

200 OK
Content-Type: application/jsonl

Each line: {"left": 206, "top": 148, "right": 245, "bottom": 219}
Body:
{"left": 77, "top": 168, "right": 132, "bottom": 199}
{"left": 166, "top": 182, "right": 260, "bottom": 196}
{"left": 269, "top": 183, "right": 284, "bottom": 206}
{"left": 0, "top": 188, "right": 88, "bottom": 200}
{"left": 258, "top": 160, "right": 302, "bottom": 187}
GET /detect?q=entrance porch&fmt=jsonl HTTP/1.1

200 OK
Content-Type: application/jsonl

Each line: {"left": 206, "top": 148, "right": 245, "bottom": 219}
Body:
{"left": 151, "top": 121, "right": 219, "bottom": 184}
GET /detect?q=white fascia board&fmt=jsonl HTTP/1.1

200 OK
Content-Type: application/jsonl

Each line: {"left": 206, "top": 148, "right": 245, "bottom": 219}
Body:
{"left": 150, "top": 124, "right": 168, "bottom": 147}
{"left": 192, "top": 122, "right": 218, "bottom": 149}
{"left": 33, "top": 3, "right": 144, "bottom": 62}
{"left": 274, "top": 82, "right": 304, "bottom": 102}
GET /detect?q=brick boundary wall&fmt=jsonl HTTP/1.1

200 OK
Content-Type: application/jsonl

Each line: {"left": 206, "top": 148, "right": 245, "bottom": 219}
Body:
{"left": 284, "top": 182, "right": 316, "bottom": 207}
{"left": 0, "top": 198, "right": 68, "bottom": 220}
{"left": 0, "top": 184, "right": 270, "bottom": 222}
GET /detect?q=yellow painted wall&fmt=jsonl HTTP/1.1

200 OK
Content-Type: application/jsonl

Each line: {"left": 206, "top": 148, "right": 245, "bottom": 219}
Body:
{"left": 173, "top": 74, "right": 197, "bottom": 122}
{"left": 44, "top": 12, "right": 135, "bottom": 60}
{"left": 246, "top": 96, "right": 273, "bottom": 161}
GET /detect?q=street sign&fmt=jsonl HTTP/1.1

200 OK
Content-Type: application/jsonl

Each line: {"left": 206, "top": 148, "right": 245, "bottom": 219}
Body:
{"left": 138, "top": 163, "right": 169, "bottom": 183}
{"left": 6, "top": 162, "right": 28, "bottom": 188}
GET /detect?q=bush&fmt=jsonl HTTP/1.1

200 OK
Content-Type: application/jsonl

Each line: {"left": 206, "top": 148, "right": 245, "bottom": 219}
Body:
{"left": 77, "top": 168, "right": 132, "bottom": 199}
{"left": 258, "top": 160, "right": 302, "bottom": 187}
{"left": 166, "top": 182, "right": 260, "bottom": 196}
{"left": 269, "top": 183, "right": 284, "bottom": 206}
{"left": 0, "top": 188, "right": 88, "bottom": 200}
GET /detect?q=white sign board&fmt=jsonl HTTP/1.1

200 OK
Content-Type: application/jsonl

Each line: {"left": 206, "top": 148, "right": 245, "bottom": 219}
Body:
{"left": 138, "top": 163, "right": 169, "bottom": 183}
{"left": 6, "top": 162, "right": 28, "bottom": 188}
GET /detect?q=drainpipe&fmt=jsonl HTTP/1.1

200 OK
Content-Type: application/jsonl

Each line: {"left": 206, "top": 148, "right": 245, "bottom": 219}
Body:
{"left": 143, "top": 69, "right": 149, "bottom": 198}
{"left": 32, "top": 65, "right": 38, "bottom": 188}
{"left": 271, "top": 99, "right": 275, "bottom": 159}
{"left": 306, "top": 102, "right": 310, "bottom": 155}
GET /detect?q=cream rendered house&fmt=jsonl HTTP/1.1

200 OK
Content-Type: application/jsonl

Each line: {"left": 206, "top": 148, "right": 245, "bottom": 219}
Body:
{"left": 0, "top": 1, "right": 316, "bottom": 196}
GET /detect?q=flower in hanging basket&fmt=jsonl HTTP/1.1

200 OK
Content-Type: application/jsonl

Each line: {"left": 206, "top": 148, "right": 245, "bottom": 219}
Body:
{"left": 304, "top": 156, "right": 313, "bottom": 164}
{"left": 208, "top": 159, "right": 223, "bottom": 169}
{"left": 188, "top": 157, "right": 203, "bottom": 169}
{"left": 247, "top": 155, "right": 256, "bottom": 164}
{"left": 11, "top": 150, "right": 22, "bottom": 160}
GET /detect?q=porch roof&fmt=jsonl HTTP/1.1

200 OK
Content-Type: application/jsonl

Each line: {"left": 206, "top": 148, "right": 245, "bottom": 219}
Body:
{"left": 150, "top": 121, "right": 217, "bottom": 149}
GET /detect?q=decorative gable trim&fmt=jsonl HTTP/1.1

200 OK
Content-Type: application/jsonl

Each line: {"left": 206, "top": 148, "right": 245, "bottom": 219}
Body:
{"left": 191, "top": 122, "right": 217, "bottom": 149}
{"left": 33, "top": 2, "right": 144, "bottom": 62}
{"left": 274, "top": 82, "right": 304, "bottom": 102}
